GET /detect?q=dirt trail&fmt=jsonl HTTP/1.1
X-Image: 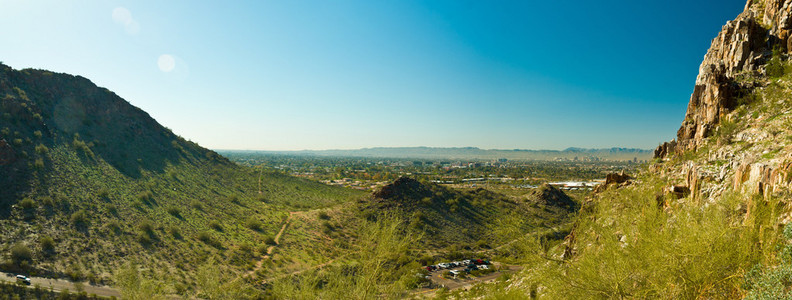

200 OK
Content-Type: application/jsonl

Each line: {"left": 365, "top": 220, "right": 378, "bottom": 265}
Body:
{"left": 247, "top": 212, "right": 294, "bottom": 276}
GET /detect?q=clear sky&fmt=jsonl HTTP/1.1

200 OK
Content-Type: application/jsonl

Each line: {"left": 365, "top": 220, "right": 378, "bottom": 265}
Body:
{"left": 0, "top": 0, "right": 746, "bottom": 150}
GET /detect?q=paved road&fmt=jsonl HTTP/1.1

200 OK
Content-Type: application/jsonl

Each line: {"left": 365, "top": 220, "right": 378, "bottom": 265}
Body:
{"left": 0, "top": 272, "right": 121, "bottom": 298}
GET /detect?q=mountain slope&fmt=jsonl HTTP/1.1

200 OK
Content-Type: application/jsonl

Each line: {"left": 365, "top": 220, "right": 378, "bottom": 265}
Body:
{"left": 0, "top": 64, "right": 363, "bottom": 295}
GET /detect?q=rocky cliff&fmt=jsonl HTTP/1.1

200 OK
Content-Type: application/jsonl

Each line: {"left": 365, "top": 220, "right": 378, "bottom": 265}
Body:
{"left": 653, "top": 0, "right": 792, "bottom": 213}
{"left": 657, "top": 0, "right": 792, "bottom": 157}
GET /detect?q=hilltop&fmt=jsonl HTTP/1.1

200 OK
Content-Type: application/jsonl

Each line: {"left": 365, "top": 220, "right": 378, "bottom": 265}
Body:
{"left": 0, "top": 63, "right": 363, "bottom": 295}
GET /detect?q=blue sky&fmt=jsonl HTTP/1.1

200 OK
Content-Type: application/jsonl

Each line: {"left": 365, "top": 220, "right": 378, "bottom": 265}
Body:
{"left": 0, "top": 0, "right": 745, "bottom": 150}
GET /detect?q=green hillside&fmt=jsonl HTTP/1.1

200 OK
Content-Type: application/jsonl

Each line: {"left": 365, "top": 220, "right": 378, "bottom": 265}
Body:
{"left": 361, "top": 177, "right": 577, "bottom": 250}
{"left": 0, "top": 63, "right": 363, "bottom": 295}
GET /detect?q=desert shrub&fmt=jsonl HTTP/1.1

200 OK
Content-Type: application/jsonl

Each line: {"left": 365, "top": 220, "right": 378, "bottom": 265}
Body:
{"left": 169, "top": 226, "right": 183, "bottom": 240}
{"left": 716, "top": 118, "right": 739, "bottom": 145}
{"left": 269, "top": 216, "right": 419, "bottom": 298}
{"left": 321, "top": 221, "right": 334, "bottom": 234}
{"left": 38, "top": 196, "right": 55, "bottom": 211}
{"left": 209, "top": 221, "right": 223, "bottom": 232}
{"left": 66, "top": 263, "right": 84, "bottom": 281}
{"left": 105, "top": 221, "right": 121, "bottom": 235}
{"left": 418, "top": 255, "right": 435, "bottom": 266}
{"left": 72, "top": 135, "right": 94, "bottom": 158}
{"left": 167, "top": 207, "right": 181, "bottom": 218}
{"left": 743, "top": 223, "right": 792, "bottom": 299}
{"left": 137, "top": 191, "right": 154, "bottom": 205}
{"left": 198, "top": 231, "right": 222, "bottom": 248}
{"left": 245, "top": 218, "right": 263, "bottom": 231}
{"left": 70, "top": 210, "right": 89, "bottom": 228}
{"left": 34, "top": 144, "right": 48, "bottom": 154}
{"left": 318, "top": 211, "right": 330, "bottom": 220}
{"left": 19, "top": 198, "right": 36, "bottom": 211}
{"left": 767, "top": 54, "right": 786, "bottom": 78}
{"left": 191, "top": 201, "right": 203, "bottom": 211}
{"left": 138, "top": 221, "right": 155, "bottom": 236}
{"left": 264, "top": 236, "right": 277, "bottom": 246}
{"left": 97, "top": 188, "right": 109, "bottom": 199}
{"left": 33, "top": 158, "right": 44, "bottom": 169}
{"left": 40, "top": 236, "right": 56, "bottom": 254}
{"left": 113, "top": 262, "right": 163, "bottom": 299}
{"left": 137, "top": 232, "right": 153, "bottom": 246}
{"left": 420, "top": 197, "right": 432, "bottom": 206}
{"left": 10, "top": 243, "right": 32, "bottom": 264}
{"left": 520, "top": 176, "right": 775, "bottom": 299}
{"left": 107, "top": 204, "right": 118, "bottom": 216}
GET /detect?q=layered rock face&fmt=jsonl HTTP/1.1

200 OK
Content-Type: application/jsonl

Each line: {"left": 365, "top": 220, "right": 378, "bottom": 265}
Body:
{"left": 657, "top": 0, "right": 792, "bottom": 157}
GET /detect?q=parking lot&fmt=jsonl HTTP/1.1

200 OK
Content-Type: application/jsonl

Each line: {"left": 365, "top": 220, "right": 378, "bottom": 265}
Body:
{"left": 417, "top": 259, "right": 522, "bottom": 292}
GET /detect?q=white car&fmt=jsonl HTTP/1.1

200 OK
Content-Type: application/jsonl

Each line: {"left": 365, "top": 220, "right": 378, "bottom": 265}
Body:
{"left": 479, "top": 265, "right": 489, "bottom": 270}
{"left": 450, "top": 270, "right": 460, "bottom": 276}
{"left": 16, "top": 275, "right": 31, "bottom": 285}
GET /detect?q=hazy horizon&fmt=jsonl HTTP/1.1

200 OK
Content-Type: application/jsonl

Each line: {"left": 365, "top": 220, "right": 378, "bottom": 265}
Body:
{"left": 1, "top": 0, "right": 745, "bottom": 150}
{"left": 213, "top": 145, "right": 654, "bottom": 152}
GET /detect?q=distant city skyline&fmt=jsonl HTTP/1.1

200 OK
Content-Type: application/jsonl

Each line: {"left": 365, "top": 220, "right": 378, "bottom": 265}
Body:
{"left": 0, "top": 0, "right": 745, "bottom": 150}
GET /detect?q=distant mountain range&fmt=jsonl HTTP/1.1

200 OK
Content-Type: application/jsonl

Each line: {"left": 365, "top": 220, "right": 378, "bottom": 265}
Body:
{"left": 225, "top": 146, "right": 653, "bottom": 161}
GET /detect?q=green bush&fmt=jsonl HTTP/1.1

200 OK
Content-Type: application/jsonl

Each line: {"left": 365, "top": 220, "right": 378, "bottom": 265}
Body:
{"left": 70, "top": 210, "right": 89, "bottom": 228}
{"left": 19, "top": 198, "right": 36, "bottom": 211}
{"left": 197, "top": 231, "right": 222, "bottom": 248}
{"left": 10, "top": 243, "right": 32, "bottom": 264}
{"left": 169, "top": 226, "right": 183, "bottom": 240}
{"left": 167, "top": 207, "right": 181, "bottom": 218}
{"left": 40, "top": 236, "right": 56, "bottom": 254}
{"left": 33, "top": 158, "right": 44, "bottom": 169}
{"left": 520, "top": 177, "right": 774, "bottom": 299}
{"left": 66, "top": 263, "right": 84, "bottom": 281}
{"left": 245, "top": 218, "right": 263, "bottom": 231}
{"left": 767, "top": 57, "right": 785, "bottom": 78}
{"left": 34, "top": 144, "right": 48, "bottom": 154}
{"left": 191, "top": 201, "right": 203, "bottom": 211}
{"left": 209, "top": 221, "right": 223, "bottom": 232}
{"left": 264, "top": 236, "right": 277, "bottom": 246}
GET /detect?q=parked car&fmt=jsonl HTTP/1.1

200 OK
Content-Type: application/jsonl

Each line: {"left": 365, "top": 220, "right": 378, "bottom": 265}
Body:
{"left": 16, "top": 275, "right": 30, "bottom": 285}
{"left": 479, "top": 265, "right": 489, "bottom": 270}
{"left": 449, "top": 270, "right": 460, "bottom": 276}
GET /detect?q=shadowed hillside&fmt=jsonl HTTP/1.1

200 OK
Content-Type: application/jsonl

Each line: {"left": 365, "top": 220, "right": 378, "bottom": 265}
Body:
{"left": 0, "top": 63, "right": 364, "bottom": 295}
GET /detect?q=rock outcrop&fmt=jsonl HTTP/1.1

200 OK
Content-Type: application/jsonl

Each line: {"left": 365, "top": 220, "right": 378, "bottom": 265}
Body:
{"left": 657, "top": 0, "right": 792, "bottom": 157}
{"left": 592, "top": 171, "right": 632, "bottom": 193}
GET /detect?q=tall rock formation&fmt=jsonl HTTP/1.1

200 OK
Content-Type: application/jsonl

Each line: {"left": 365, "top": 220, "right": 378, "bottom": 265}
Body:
{"left": 656, "top": 0, "right": 792, "bottom": 157}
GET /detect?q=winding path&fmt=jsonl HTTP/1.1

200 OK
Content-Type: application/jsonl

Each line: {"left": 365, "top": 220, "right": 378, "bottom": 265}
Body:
{"left": 246, "top": 212, "right": 295, "bottom": 277}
